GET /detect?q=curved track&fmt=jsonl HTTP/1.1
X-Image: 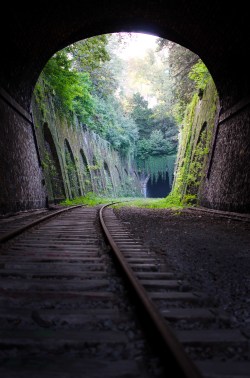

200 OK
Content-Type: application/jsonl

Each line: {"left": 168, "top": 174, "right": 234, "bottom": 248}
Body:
{"left": 0, "top": 205, "right": 167, "bottom": 378}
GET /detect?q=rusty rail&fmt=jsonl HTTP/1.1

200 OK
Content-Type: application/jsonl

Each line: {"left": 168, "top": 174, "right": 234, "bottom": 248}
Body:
{"left": 99, "top": 203, "right": 202, "bottom": 378}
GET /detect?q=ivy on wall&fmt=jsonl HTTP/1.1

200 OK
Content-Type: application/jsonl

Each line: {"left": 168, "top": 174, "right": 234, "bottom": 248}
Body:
{"left": 172, "top": 78, "right": 218, "bottom": 205}
{"left": 138, "top": 154, "right": 176, "bottom": 186}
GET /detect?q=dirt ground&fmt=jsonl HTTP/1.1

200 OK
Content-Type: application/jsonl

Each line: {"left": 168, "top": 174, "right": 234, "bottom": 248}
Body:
{"left": 114, "top": 207, "right": 250, "bottom": 330}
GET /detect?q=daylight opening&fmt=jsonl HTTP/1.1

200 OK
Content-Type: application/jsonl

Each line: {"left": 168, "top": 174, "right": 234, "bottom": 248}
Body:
{"left": 33, "top": 32, "right": 216, "bottom": 206}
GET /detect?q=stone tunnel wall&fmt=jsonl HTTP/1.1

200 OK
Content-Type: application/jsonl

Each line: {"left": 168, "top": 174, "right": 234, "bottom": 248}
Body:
{"left": 173, "top": 78, "right": 250, "bottom": 213}
{"left": 0, "top": 92, "right": 47, "bottom": 215}
{"left": 31, "top": 94, "right": 141, "bottom": 204}
{"left": 201, "top": 107, "right": 250, "bottom": 212}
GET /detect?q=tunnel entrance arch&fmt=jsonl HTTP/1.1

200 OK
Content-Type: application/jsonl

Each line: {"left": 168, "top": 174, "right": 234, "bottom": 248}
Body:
{"left": 3, "top": 1, "right": 242, "bottom": 111}
{"left": 64, "top": 139, "right": 81, "bottom": 198}
{"left": 147, "top": 172, "right": 170, "bottom": 198}
{"left": 1, "top": 3, "right": 250, "bottom": 214}
{"left": 43, "top": 123, "right": 66, "bottom": 203}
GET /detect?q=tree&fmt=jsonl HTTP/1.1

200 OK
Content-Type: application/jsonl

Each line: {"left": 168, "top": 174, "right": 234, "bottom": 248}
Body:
{"left": 156, "top": 38, "right": 199, "bottom": 121}
{"left": 36, "top": 33, "right": 197, "bottom": 163}
{"left": 88, "top": 95, "right": 138, "bottom": 154}
{"left": 128, "top": 93, "right": 154, "bottom": 138}
{"left": 40, "top": 49, "right": 95, "bottom": 123}
{"left": 37, "top": 35, "right": 112, "bottom": 123}
{"left": 188, "top": 59, "right": 211, "bottom": 91}
{"left": 69, "top": 35, "right": 110, "bottom": 72}
{"left": 150, "top": 130, "right": 175, "bottom": 155}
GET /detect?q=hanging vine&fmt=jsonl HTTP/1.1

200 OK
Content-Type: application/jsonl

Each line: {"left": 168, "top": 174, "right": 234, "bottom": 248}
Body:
{"left": 138, "top": 154, "right": 176, "bottom": 184}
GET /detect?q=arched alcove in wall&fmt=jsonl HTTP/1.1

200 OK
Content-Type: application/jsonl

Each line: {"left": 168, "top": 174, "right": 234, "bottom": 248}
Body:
{"left": 80, "top": 149, "right": 92, "bottom": 194}
{"left": 64, "top": 139, "right": 81, "bottom": 198}
{"left": 91, "top": 155, "right": 103, "bottom": 192}
{"left": 103, "top": 161, "right": 113, "bottom": 191}
{"left": 43, "top": 123, "right": 65, "bottom": 202}
{"left": 115, "top": 165, "right": 122, "bottom": 183}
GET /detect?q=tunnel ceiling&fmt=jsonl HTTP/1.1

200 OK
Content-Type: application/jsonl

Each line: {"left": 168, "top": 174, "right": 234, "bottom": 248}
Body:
{"left": 0, "top": 0, "right": 249, "bottom": 110}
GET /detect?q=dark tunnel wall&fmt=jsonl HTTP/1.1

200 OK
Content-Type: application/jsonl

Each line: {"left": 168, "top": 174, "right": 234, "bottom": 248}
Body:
{"left": 1, "top": 1, "right": 250, "bottom": 110}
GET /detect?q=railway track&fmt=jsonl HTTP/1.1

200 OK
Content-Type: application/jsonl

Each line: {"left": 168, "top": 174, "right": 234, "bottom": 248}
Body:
{"left": 0, "top": 204, "right": 249, "bottom": 377}
{"left": 101, "top": 205, "right": 250, "bottom": 378}
{"left": 0, "top": 206, "right": 81, "bottom": 242}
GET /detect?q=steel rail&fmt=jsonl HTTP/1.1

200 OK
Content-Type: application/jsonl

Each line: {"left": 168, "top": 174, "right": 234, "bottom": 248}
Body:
{"left": 99, "top": 203, "right": 202, "bottom": 378}
{"left": 0, "top": 205, "right": 83, "bottom": 244}
{"left": 184, "top": 206, "right": 250, "bottom": 222}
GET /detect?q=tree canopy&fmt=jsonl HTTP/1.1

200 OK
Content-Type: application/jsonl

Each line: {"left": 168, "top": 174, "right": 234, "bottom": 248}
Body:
{"left": 35, "top": 33, "right": 211, "bottom": 181}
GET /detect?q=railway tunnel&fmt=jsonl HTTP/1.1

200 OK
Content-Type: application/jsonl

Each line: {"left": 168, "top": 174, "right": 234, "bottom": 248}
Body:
{"left": 146, "top": 173, "right": 170, "bottom": 199}
{"left": 0, "top": 1, "right": 250, "bottom": 214}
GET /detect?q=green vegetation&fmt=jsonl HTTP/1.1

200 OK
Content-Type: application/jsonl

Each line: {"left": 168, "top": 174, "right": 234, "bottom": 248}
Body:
{"left": 60, "top": 192, "right": 183, "bottom": 209}
{"left": 60, "top": 192, "right": 132, "bottom": 206}
{"left": 35, "top": 32, "right": 218, "bottom": 207}
{"left": 39, "top": 50, "right": 94, "bottom": 122}
{"left": 188, "top": 60, "right": 211, "bottom": 91}
{"left": 173, "top": 78, "right": 218, "bottom": 203}
{"left": 34, "top": 34, "right": 180, "bottom": 179}
{"left": 112, "top": 193, "right": 183, "bottom": 209}
{"left": 156, "top": 38, "right": 199, "bottom": 122}
{"left": 34, "top": 35, "right": 139, "bottom": 157}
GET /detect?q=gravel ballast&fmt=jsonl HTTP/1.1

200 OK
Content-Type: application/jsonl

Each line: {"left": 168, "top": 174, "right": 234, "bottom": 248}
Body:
{"left": 114, "top": 207, "right": 250, "bottom": 331}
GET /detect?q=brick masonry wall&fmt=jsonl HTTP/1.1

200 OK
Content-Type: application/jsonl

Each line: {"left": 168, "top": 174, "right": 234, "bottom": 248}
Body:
{"left": 200, "top": 106, "right": 250, "bottom": 212}
{"left": 0, "top": 97, "right": 46, "bottom": 215}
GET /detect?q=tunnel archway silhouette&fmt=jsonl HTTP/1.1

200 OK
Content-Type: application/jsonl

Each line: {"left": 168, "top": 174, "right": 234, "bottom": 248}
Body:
{"left": 1, "top": 2, "right": 250, "bottom": 213}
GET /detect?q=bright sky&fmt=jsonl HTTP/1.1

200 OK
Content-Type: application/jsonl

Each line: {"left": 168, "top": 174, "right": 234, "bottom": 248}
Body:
{"left": 113, "top": 33, "right": 160, "bottom": 108}
{"left": 119, "top": 33, "right": 158, "bottom": 59}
